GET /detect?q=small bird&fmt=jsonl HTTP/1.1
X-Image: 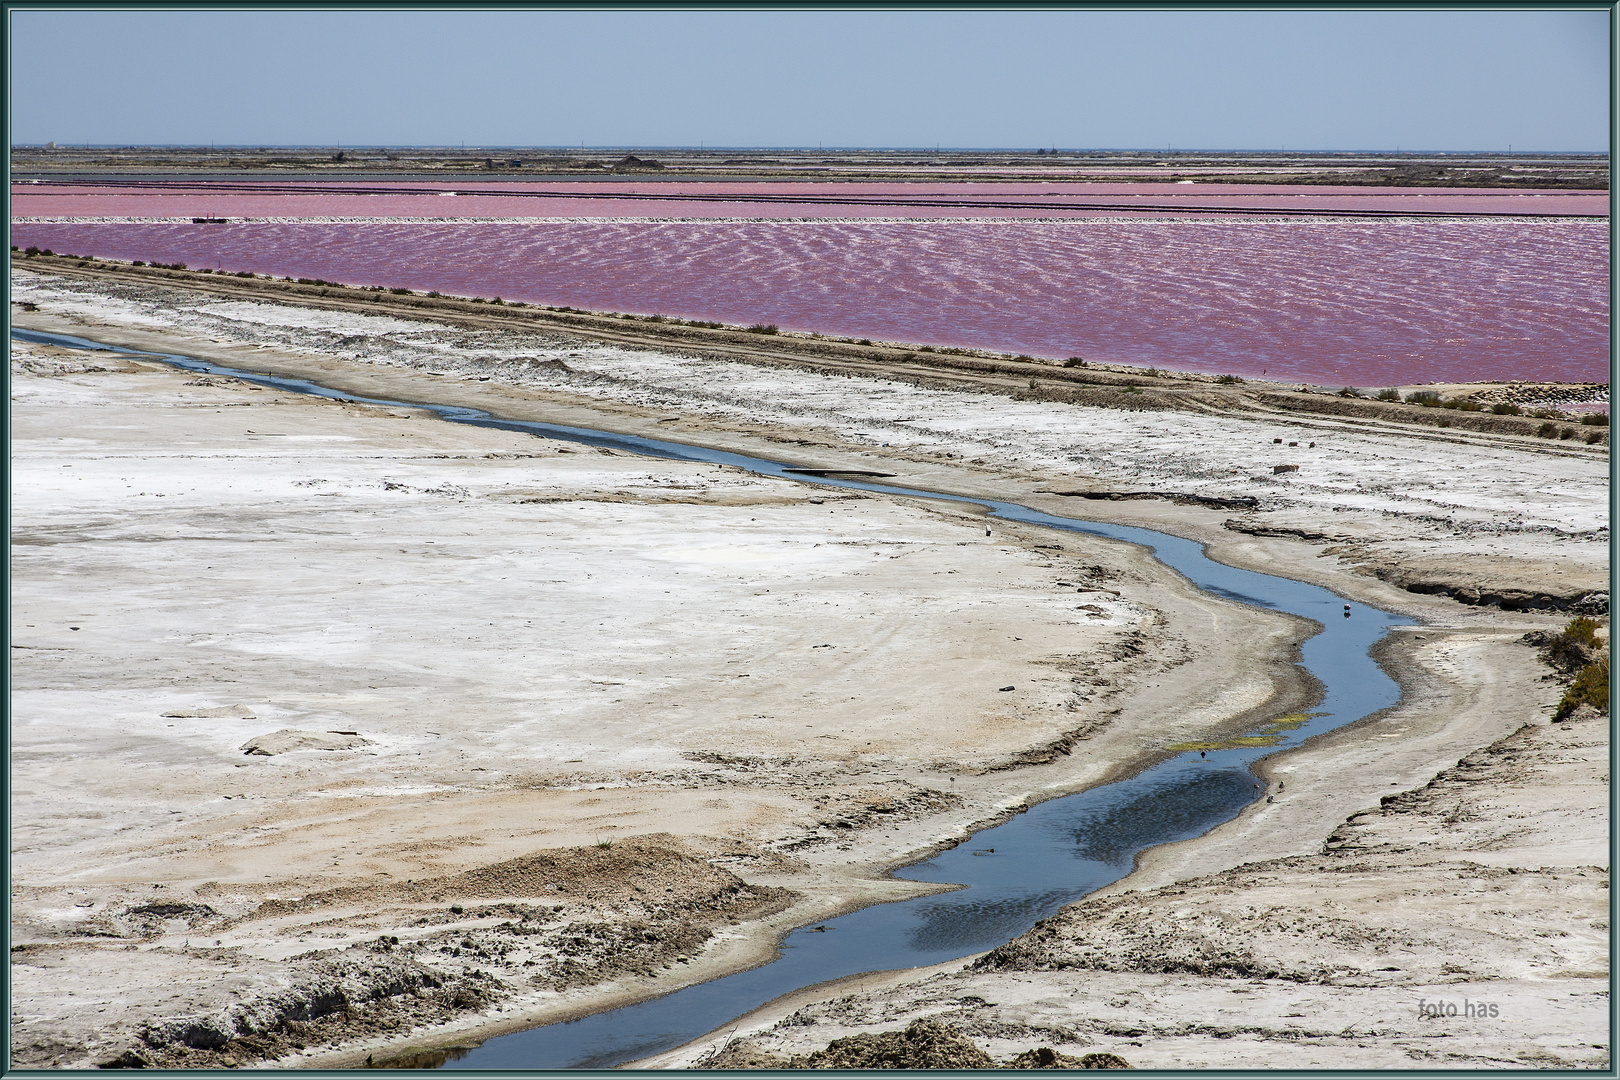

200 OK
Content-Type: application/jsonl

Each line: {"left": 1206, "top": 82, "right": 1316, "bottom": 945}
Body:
{"left": 1200, "top": 750, "right": 1206, "bottom": 758}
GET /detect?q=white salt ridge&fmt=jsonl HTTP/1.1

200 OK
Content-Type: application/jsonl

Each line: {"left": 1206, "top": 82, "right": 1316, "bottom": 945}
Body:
{"left": 14, "top": 271, "right": 1611, "bottom": 551}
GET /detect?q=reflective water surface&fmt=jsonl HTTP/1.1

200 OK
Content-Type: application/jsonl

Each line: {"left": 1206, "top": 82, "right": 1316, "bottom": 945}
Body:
{"left": 12, "top": 210, "right": 1607, "bottom": 385}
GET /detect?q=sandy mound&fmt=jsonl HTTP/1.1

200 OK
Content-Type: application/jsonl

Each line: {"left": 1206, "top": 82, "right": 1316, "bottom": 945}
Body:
{"left": 163, "top": 704, "right": 257, "bottom": 719}
{"left": 700, "top": 1021, "right": 1131, "bottom": 1069}
{"left": 239, "top": 729, "right": 372, "bottom": 755}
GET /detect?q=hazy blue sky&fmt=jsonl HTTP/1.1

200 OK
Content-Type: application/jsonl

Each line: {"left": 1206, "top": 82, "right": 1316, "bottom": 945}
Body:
{"left": 9, "top": 9, "right": 1610, "bottom": 150}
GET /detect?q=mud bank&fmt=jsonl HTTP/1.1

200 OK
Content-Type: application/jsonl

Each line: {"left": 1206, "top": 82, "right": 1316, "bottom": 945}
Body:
{"left": 652, "top": 704, "right": 1607, "bottom": 1070}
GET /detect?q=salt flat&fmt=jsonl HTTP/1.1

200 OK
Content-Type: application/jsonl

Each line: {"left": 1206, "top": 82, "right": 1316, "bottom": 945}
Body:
{"left": 9, "top": 328, "right": 1303, "bottom": 1067}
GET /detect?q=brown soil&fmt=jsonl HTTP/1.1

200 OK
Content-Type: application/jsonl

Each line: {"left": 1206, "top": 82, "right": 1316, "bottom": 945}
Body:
{"left": 16, "top": 837, "right": 791, "bottom": 1070}
{"left": 697, "top": 1018, "right": 1132, "bottom": 1070}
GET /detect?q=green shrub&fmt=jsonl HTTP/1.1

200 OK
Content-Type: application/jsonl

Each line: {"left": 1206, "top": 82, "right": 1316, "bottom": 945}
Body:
{"left": 128, "top": 260, "right": 145, "bottom": 266}
{"left": 1065, "top": 357, "right": 1089, "bottom": 368}
{"left": 1375, "top": 388, "right": 1400, "bottom": 401}
{"left": 1555, "top": 654, "right": 1609, "bottom": 720}
{"left": 1143, "top": 367, "right": 1164, "bottom": 378}
{"left": 858, "top": 339, "right": 873, "bottom": 346}
{"left": 1559, "top": 427, "right": 1576, "bottom": 440}
{"left": 1491, "top": 402, "right": 1523, "bottom": 415}
{"left": 1557, "top": 616, "right": 1602, "bottom": 652}
{"left": 1338, "top": 386, "right": 1362, "bottom": 398}
{"left": 746, "top": 323, "right": 779, "bottom": 335}
{"left": 1532, "top": 408, "right": 1565, "bottom": 420}
{"left": 1586, "top": 430, "right": 1604, "bottom": 444}
{"left": 1122, "top": 384, "right": 1140, "bottom": 394}
{"left": 1581, "top": 412, "right": 1609, "bottom": 426}
{"left": 1405, "top": 390, "right": 1441, "bottom": 406}
{"left": 1536, "top": 421, "right": 1559, "bottom": 437}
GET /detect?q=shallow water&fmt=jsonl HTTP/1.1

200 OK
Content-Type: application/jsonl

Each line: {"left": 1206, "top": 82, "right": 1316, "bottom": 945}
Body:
{"left": 15, "top": 179, "right": 1609, "bottom": 220}
{"left": 12, "top": 208, "right": 1608, "bottom": 386}
{"left": 13, "top": 327, "right": 1415, "bottom": 1070}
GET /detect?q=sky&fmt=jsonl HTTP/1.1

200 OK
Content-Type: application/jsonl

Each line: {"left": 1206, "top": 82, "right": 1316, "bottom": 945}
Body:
{"left": 8, "top": 9, "right": 1611, "bottom": 151}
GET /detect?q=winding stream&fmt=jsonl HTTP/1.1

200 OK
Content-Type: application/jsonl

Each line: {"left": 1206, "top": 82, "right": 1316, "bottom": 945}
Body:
{"left": 14, "top": 327, "right": 1413, "bottom": 1069}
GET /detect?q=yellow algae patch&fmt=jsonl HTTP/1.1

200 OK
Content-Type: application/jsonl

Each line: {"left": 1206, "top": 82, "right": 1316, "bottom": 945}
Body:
{"left": 1166, "top": 713, "right": 1320, "bottom": 752}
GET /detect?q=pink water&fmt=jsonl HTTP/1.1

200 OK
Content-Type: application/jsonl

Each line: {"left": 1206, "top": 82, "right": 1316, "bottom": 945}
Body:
{"left": 12, "top": 183, "right": 1609, "bottom": 386}
{"left": 13, "top": 181, "right": 1608, "bottom": 221}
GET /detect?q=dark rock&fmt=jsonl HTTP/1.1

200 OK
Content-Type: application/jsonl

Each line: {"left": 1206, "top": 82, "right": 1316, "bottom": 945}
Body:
{"left": 1079, "top": 1051, "right": 1134, "bottom": 1068}
{"left": 96, "top": 1049, "right": 151, "bottom": 1069}
{"left": 1006, "top": 1046, "right": 1088, "bottom": 1068}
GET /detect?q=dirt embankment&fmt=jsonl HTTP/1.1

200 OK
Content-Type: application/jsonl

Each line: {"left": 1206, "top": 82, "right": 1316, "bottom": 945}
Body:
{"left": 15, "top": 254, "right": 1607, "bottom": 443}
{"left": 13, "top": 837, "right": 792, "bottom": 1069}
{"left": 11, "top": 146, "right": 1608, "bottom": 188}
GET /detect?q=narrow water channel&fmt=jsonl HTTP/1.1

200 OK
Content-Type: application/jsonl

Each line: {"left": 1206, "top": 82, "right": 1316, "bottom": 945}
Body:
{"left": 15, "top": 328, "right": 1414, "bottom": 1069}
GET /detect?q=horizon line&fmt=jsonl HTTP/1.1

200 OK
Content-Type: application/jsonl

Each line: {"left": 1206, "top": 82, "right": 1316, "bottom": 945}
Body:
{"left": 11, "top": 144, "right": 1612, "bottom": 156}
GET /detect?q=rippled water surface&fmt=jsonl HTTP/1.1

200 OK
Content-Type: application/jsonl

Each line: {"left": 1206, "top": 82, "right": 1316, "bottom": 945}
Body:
{"left": 13, "top": 180, "right": 1608, "bottom": 220}
{"left": 14, "top": 214, "right": 1606, "bottom": 385}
